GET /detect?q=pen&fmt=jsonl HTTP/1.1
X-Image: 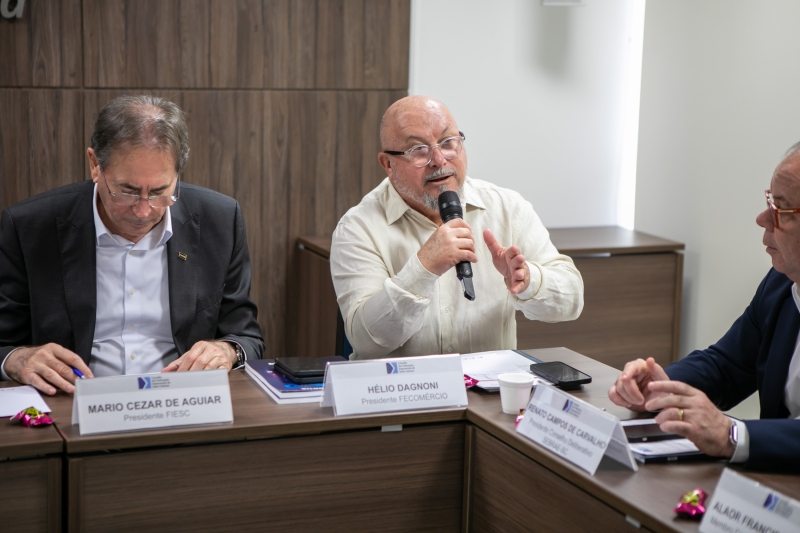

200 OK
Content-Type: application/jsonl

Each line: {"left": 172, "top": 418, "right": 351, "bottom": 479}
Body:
{"left": 72, "top": 367, "right": 85, "bottom": 379}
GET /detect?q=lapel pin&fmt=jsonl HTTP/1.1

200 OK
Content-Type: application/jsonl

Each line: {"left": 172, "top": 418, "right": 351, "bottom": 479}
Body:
{"left": 178, "top": 252, "right": 188, "bottom": 261}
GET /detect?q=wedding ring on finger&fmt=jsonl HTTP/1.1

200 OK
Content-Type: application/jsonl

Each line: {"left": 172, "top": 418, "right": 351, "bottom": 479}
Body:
{"left": 678, "top": 408, "right": 684, "bottom": 422}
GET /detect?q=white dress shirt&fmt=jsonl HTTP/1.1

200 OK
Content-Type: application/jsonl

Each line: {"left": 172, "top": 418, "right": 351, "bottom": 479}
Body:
{"left": 331, "top": 177, "right": 584, "bottom": 360}
{"left": 730, "top": 281, "right": 800, "bottom": 462}
{"left": 91, "top": 185, "right": 177, "bottom": 376}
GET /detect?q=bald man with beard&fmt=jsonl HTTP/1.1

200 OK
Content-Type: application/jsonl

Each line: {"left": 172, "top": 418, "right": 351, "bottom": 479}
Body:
{"left": 330, "top": 96, "right": 584, "bottom": 360}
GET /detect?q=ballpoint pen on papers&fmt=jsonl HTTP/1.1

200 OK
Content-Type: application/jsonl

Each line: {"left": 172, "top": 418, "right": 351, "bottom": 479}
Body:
{"left": 72, "top": 367, "right": 86, "bottom": 379}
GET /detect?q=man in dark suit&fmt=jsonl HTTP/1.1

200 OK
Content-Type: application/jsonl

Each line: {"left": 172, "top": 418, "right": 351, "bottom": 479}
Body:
{"left": 0, "top": 95, "right": 264, "bottom": 395}
{"left": 609, "top": 146, "right": 800, "bottom": 470}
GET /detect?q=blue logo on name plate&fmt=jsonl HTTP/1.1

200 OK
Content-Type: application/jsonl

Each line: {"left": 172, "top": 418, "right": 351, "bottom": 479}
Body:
{"left": 764, "top": 494, "right": 779, "bottom": 511}
{"left": 386, "top": 362, "right": 399, "bottom": 374}
{"left": 562, "top": 399, "right": 575, "bottom": 413}
{"left": 138, "top": 377, "right": 152, "bottom": 389}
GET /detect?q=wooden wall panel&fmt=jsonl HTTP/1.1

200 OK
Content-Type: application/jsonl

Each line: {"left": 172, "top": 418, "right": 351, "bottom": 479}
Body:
{"left": 0, "top": 0, "right": 82, "bottom": 87}
{"left": 0, "top": 90, "right": 84, "bottom": 208}
{"left": 4, "top": 0, "right": 410, "bottom": 360}
{"left": 82, "top": 0, "right": 410, "bottom": 89}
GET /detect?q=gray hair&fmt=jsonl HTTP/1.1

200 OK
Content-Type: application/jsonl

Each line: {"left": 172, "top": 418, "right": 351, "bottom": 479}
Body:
{"left": 90, "top": 95, "right": 189, "bottom": 176}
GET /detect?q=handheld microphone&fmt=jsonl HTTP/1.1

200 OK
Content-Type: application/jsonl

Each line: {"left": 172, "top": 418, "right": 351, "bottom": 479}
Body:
{"left": 438, "top": 190, "right": 476, "bottom": 301}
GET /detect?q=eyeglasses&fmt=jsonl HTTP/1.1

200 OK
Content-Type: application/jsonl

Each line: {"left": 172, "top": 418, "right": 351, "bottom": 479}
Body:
{"left": 765, "top": 190, "right": 800, "bottom": 228}
{"left": 383, "top": 132, "right": 466, "bottom": 168}
{"left": 101, "top": 169, "right": 180, "bottom": 208}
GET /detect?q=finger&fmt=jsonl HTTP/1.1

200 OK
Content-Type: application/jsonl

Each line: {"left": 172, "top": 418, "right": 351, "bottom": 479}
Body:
{"left": 608, "top": 385, "right": 630, "bottom": 408}
{"left": 176, "top": 349, "right": 201, "bottom": 372}
{"left": 483, "top": 228, "right": 503, "bottom": 256}
{"left": 657, "top": 420, "right": 692, "bottom": 438}
{"left": 25, "top": 373, "right": 58, "bottom": 396}
{"left": 454, "top": 237, "right": 476, "bottom": 252}
{"left": 188, "top": 344, "right": 215, "bottom": 371}
{"left": 456, "top": 250, "right": 479, "bottom": 264}
{"left": 645, "top": 357, "right": 669, "bottom": 381}
{"left": 647, "top": 380, "right": 695, "bottom": 396}
{"left": 35, "top": 363, "right": 76, "bottom": 394}
{"left": 645, "top": 392, "right": 690, "bottom": 412}
{"left": 50, "top": 344, "right": 94, "bottom": 378}
{"left": 445, "top": 218, "right": 471, "bottom": 230}
{"left": 654, "top": 407, "right": 684, "bottom": 425}
{"left": 161, "top": 358, "right": 181, "bottom": 372}
{"left": 620, "top": 373, "right": 646, "bottom": 405}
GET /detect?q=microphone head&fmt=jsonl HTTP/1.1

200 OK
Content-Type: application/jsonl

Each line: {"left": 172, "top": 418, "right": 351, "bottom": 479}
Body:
{"left": 438, "top": 190, "right": 463, "bottom": 222}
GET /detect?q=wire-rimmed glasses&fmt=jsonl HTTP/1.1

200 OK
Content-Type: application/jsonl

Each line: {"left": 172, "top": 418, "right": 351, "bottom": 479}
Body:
{"left": 101, "top": 169, "right": 180, "bottom": 208}
{"left": 383, "top": 132, "right": 466, "bottom": 168}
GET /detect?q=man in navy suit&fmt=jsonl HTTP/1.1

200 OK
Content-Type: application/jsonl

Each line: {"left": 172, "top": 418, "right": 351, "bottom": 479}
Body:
{"left": 0, "top": 95, "right": 264, "bottom": 395}
{"left": 609, "top": 146, "right": 800, "bottom": 470}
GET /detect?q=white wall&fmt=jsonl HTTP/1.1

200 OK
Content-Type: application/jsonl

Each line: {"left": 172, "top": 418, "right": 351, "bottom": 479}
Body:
{"left": 636, "top": 0, "right": 800, "bottom": 358}
{"left": 409, "top": 0, "right": 639, "bottom": 228}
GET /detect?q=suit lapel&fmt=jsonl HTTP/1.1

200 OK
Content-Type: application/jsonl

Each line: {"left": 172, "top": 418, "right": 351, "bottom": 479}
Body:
{"left": 56, "top": 185, "right": 97, "bottom": 362}
{"left": 761, "top": 295, "right": 800, "bottom": 418}
{"left": 167, "top": 200, "right": 199, "bottom": 354}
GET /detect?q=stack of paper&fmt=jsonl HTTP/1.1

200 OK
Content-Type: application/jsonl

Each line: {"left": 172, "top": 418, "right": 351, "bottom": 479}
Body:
{"left": 245, "top": 360, "right": 323, "bottom": 404}
{"left": 0, "top": 385, "right": 51, "bottom": 417}
{"left": 461, "top": 350, "right": 549, "bottom": 392}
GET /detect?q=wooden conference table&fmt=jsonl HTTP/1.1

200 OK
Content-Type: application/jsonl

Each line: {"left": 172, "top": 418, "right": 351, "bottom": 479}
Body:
{"left": 2, "top": 348, "right": 799, "bottom": 533}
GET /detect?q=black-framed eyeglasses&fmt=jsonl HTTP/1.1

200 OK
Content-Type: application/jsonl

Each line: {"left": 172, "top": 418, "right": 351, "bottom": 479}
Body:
{"left": 765, "top": 190, "right": 800, "bottom": 229}
{"left": 383, "top": 132, "right": 466, "bottom": 168}
{"left": 101, "top": 169, "right": 180, "bottom": 208}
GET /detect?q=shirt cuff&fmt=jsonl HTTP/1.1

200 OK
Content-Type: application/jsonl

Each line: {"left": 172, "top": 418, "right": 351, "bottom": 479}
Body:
{"left": 392, "top": 253, "right": 440, "bottom": 298}
{"left": 728, "top": 417, "right": 750, "bottom": 463}
{"left": 513, "top": 261, "right": 542, "bottom": 301}
{"left": 1, "top": 348, "right": 22, "bottom": 381}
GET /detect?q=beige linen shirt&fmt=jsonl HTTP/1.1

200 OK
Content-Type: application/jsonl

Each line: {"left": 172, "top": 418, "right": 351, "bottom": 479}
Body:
{"left": 331, "top": 177, "right": 584, "bottom": 360}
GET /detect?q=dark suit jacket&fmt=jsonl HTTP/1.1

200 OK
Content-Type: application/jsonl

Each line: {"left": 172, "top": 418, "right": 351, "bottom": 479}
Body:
{"left": 666, "top": 268, "right": 800, "bottom": 471}
{"left": 0, "top": 180, "right": 264, "bottom": 368}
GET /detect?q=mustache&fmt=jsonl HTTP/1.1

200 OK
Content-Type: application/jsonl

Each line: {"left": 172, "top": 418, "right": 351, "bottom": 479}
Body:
{"left": 423, "top": 169, "right": 457, "bottom": 184}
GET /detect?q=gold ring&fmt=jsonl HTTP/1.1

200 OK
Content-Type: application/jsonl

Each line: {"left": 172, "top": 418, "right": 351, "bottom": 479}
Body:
{"left": 678, "top": 408, "right": 684, "bottom": 422}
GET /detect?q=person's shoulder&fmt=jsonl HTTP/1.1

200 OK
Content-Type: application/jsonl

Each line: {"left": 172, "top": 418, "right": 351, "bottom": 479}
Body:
{"left": 175, "top": 182, "right": 239, "bottom": 219}
{"left": 466, "top": 177, "right": 530, "bottom": 210}
{"left": 336, "top": 178, "right": 391, "bottom": 229}
{"left": 179, "top": 183, "right": 237, "bottom": 206}
{"left": 759, "top": 268, "right": 794, "bottom": 298}
{"left": 5, "top": 180, "right": 93, "bottom": 221}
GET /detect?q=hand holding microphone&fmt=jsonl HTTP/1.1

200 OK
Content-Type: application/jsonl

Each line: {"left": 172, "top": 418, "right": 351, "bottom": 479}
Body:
{"left": 437, "top": 190, "right": 476, "bottom": 300}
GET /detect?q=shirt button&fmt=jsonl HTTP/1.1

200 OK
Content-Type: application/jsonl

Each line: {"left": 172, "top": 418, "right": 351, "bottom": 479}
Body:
{"left": 129, "top": 289, "right": 135, "bottom": 295}
{"left": 130, "top": 353, "right": 136, "bottom": 360}
{"left": 128, "top": 325, "right": 134, "bottom": 330}
{"left": 444, "top": 307, "right": 450, "bottom": 313}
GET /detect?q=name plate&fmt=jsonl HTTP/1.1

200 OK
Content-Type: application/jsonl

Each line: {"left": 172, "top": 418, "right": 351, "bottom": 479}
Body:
{"left": 700, "top": 468, "right": 800, "bottom": 533}
{"left": 321, "top": 354, "right": 468, "bottom": 416}
{"left": 72, "top": 370, "right": 233, "bottom": 435}
{"left": 516, "top": 384, "right": 637, "bottom": 474}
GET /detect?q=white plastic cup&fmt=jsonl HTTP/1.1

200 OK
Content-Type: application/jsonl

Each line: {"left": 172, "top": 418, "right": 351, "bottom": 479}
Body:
{"left": 498, "top": 373, "right": 535, "bottom": 415}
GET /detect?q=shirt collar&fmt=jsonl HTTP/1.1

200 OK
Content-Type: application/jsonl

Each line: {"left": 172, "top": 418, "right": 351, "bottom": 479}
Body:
{"left": 92, "top": 183, "right": 173, "bottom": 249}
{"left": 793, "top": 283, "right": 800, "bottom": 314}
{"left": 383, "top": 176, "right": 486, "bottom": 225}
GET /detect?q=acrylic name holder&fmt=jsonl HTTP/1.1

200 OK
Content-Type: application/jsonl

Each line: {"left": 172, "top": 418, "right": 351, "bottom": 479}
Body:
{"left": 700, "top": 468, "right": 800, "bottom": 533}
{"left": 72, "top": 370, "right": 233, "bottom": 435}
{"left": 516, "top": 383, "right": 638, "bottom": 475}
{"left": 320, "top": 354, "right": 468, "bottom": 416}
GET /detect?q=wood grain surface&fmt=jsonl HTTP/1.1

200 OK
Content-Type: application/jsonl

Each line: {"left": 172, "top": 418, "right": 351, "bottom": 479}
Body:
{"left": 518, "top": 253, "right": 683, "bottom": 369}
{"left": 68, "top": 424, "right": 463, "bottom": 533}
{"left": 465, "top": 347, "right": 800, "bottom": 533}
{"left": 0, "top": 382, "right": 64, "bottom": 460}
{"left": 0, "top": 456, "right": 62, "bottom": 533}
{"left": 48, "top": 370, "right": 466, "bottom": 454}
{"left": 2, "top": 0, "right": 410, "bottom": 361}
{"left": 0, "top": 0, "right": 81, "bottom": 87}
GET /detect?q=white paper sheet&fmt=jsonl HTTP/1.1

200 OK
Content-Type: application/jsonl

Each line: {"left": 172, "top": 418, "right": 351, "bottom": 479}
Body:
{"left": 461, "top": 350, "right": 549, "bottom": 388}
{"left": 629, "top": 438, "right": 700, "bottom": 456}
{"left": 0, "top": 385, "right": 52, "bottom": 417}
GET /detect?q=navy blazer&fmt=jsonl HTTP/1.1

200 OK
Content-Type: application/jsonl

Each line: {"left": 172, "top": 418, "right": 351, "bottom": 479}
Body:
{"left": 666, "top": 268, "right": 800, "bottom": 471}
{"left": 0, "top": 180, "right": 265, "bottom": 368}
